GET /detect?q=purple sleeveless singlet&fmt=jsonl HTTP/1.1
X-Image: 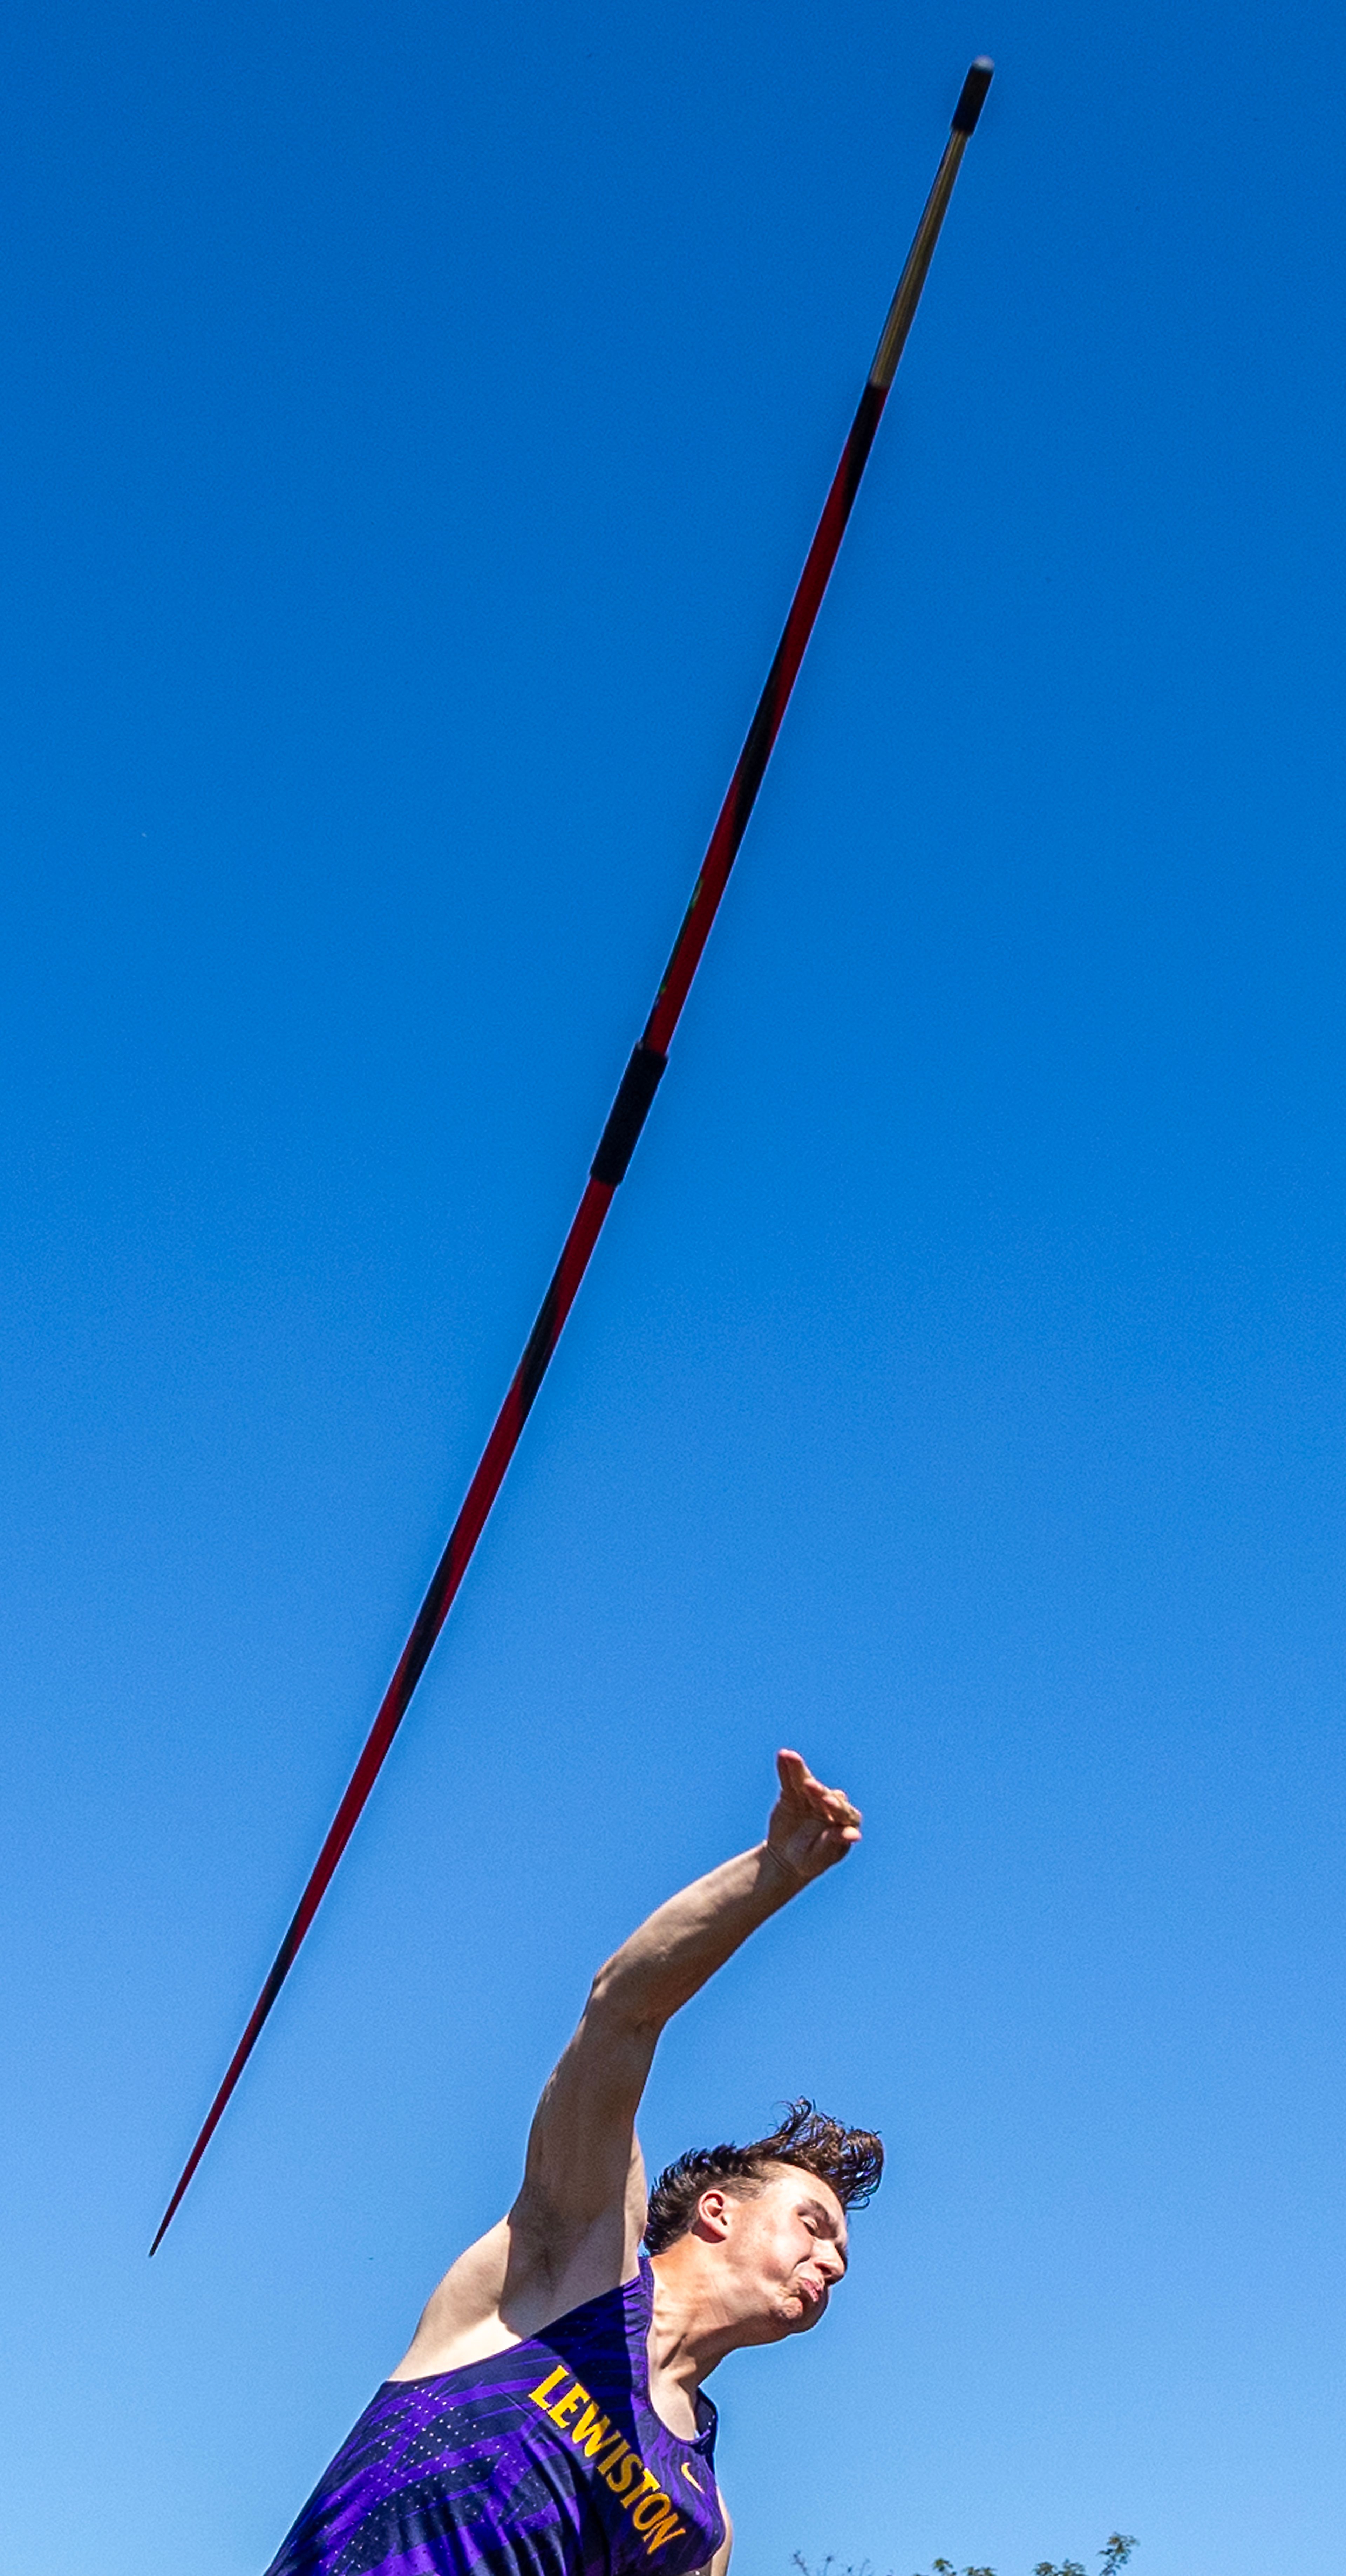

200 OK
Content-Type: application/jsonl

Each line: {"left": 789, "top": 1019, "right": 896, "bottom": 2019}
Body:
{"left": 264, "top": 2256, "right": 726, "bottom": 2576}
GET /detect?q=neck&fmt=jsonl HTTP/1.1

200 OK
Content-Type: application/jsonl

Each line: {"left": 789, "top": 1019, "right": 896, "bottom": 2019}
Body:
{"left": 648, "top": 2242, "right": 746, "bottom": 2395}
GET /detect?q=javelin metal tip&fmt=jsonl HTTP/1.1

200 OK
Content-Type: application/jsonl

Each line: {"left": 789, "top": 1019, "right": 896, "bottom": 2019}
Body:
{"left": 952, "top": 58, "right": 995, "bottom": 134}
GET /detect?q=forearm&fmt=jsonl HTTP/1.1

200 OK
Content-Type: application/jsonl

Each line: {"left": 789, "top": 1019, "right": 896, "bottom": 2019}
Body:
{"left": 589, "top": 1840, "right": 802, "bottom": 2033}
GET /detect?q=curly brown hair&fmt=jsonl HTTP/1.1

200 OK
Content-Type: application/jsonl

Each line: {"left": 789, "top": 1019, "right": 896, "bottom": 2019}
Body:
{"left": 642, "top": 2098, "right": 883, "bottom": 2255}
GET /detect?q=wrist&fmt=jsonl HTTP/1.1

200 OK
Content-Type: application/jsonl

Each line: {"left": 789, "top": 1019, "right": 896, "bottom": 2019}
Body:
{"left": 759, "top": 1836, "right": 809, "bottom": 1895}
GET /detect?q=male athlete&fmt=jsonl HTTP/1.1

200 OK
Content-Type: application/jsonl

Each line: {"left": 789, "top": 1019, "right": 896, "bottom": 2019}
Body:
{"left": 266, "top": 1748, "right": 882, "bottom": 2576}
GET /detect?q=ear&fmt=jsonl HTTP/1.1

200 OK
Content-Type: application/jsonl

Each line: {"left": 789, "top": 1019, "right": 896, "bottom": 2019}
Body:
{"left": 691, "top": 2188, "right": 734, "bottom": 2244}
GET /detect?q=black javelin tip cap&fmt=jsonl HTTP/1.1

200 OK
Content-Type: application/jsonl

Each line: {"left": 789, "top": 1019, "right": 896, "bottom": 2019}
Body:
{"left": 952, "top": 57, "right": 994, "bottom": 133}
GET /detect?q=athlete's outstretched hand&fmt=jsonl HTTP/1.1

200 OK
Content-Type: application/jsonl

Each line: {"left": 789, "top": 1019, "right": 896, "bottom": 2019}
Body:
{"left": 766, "top": 1748, "right": 862, "bottom": 1882}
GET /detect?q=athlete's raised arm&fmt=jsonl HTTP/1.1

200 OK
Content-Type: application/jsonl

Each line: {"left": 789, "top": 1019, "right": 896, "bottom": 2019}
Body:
{"left": 393, "top": 1749, "right": 859, "bottom": 2377}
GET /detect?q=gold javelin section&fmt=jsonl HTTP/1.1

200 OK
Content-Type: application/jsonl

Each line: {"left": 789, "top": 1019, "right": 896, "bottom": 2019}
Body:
{"left": 869, "top": 58, "right": 993, "bottom": 391}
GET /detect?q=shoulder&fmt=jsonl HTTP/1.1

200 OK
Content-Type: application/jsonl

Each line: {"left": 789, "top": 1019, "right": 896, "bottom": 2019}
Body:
{"left": 390, "top": 2207, "right": 647, "bottom": 2382}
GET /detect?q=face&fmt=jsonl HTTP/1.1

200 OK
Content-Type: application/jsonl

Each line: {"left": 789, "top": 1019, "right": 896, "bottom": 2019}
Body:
{"left": 698, "top": 2164, "right": 849, "bottom": 2344}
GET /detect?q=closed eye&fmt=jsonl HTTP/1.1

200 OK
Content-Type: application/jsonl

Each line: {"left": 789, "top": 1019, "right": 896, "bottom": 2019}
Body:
{"left": 799, "top": 2196, "right": 848, "bottom": 2270}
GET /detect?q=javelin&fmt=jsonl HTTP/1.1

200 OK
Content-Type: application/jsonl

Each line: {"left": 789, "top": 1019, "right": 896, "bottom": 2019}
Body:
{"left": 152, "top": 56, "right": 994, "bottom": 2254}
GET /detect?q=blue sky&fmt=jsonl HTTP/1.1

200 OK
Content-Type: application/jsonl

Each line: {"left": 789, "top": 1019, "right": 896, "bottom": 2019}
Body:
{"left": 1, "top": 0, "right": 1344, "bottom": 2570}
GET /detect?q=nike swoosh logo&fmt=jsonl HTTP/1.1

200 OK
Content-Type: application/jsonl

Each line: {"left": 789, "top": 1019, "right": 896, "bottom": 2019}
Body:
{"left": 679, "top": 2465, "right": 702, "bottom": 2492}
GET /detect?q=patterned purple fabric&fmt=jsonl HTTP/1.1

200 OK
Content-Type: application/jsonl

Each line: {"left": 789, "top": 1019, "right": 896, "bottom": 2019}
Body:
{"left": 264, "top": 2258, "right": 726, "bottom": 2576}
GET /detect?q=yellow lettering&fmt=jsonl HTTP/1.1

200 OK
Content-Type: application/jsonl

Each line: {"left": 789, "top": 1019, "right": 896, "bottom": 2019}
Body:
{"left": 605, "top": 2449, "right": 637, "bottom": 2497}
{"left": 595, "top": 2432, "right": 628, "bottom": 2475}
{"left": 624, "top": 2470, "right": 663, "bottom": 2520}
{"left": 631, "top": 2486, "right": 673, "bottom": 2533}
{"left": 645, "top": 2513, "right": 689, "bottom": 2557}
{"left": 570, "top": 2402, "right": 612, "bottom": 2459}
{"left": 528, "top": 2367, "right": 569, "bottom": 2412}
{"left": 549, "top": 2381, "right": 586, "bottom": 2430}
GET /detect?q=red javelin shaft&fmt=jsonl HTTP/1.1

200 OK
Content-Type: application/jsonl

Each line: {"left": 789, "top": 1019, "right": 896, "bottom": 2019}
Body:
{"left": 152, "top": 57, "right": 993, "bottom": 2254}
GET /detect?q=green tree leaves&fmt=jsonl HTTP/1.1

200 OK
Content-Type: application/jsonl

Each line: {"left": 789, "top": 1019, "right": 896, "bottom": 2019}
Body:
{"left": 795, "top": 2530, "right": 1137, "bottom": 2576}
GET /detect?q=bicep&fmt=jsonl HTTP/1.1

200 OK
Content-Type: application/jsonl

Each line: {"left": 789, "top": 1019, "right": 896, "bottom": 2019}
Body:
{"left": 395, "top": 1993, "right": 655, "bottom": 2374}
{"left": 515, "top": 1988, "right": 657, "bottom": 2259}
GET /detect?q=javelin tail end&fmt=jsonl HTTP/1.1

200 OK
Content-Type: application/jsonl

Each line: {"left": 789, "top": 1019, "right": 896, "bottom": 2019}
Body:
{"left": 952, "top": 57, "right": 994, "bottom": 134}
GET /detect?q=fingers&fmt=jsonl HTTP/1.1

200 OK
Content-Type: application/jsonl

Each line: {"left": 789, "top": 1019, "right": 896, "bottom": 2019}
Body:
{"left": 775, "top": 1747, "right": 862, "bottom": 1838}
